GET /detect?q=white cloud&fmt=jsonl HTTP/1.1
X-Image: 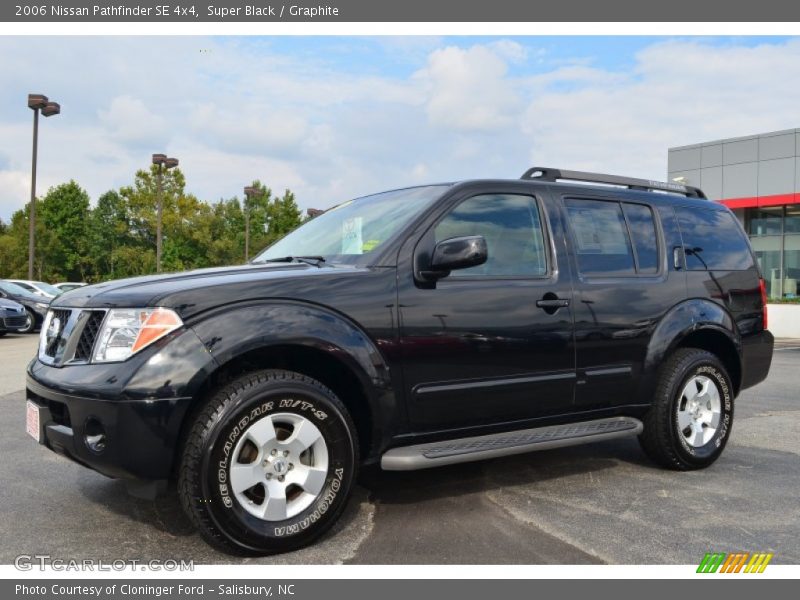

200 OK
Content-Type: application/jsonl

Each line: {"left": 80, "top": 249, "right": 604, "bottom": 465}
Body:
{"left": 0, "top": 170, "right": 30, "bottom": 220}
{"left": 98, "top": 95, "right": 169, "bottom": 147}
{"left": 415, "top": 45, "right": 523, "bottom": 132}
{"left": 1, "top": 36, "right": 800, "bottom": 224}
{"left": 521, "top": 39, "right": 800, "bottom": 178}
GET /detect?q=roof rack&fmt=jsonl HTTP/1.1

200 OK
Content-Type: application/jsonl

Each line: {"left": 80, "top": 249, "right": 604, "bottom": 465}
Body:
{"left": 520, "top": 167, "right": 707, "bottom": 199}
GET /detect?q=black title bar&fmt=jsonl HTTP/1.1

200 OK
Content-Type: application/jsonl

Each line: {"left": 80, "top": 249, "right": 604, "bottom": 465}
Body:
{"left": 3, "top": 0, "right": 800, "bottom": 22}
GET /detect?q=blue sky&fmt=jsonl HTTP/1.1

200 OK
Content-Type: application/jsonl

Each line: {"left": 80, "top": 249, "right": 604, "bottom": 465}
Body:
{"left": 1, "top": 35, "right": 799, "bottom": 221}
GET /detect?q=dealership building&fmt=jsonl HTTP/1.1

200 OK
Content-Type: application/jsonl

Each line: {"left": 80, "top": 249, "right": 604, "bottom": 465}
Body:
{"left": 668, "top": 128, "right": 800, "bottom": 299}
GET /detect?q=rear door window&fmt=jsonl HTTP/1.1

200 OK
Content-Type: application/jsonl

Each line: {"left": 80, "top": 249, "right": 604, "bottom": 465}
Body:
{"left": 565, "top": 198, "right": 662, "bottom": 277}
{"left": 622, "top": 203, "right": 660, "bottom": 274}
{"left": 565, "top": 198, "right": 636, "bottom": 276}
{"left": 675, "top": 207, "right": 755, "bottom": 270}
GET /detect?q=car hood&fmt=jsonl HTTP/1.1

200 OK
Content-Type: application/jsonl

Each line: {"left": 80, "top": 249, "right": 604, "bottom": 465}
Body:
{"left": 52, "top": 262, "right": 371, "bottom": 319}
{"left": 0, "top": 298, "right": 25, "bottom": 311}
{"left": 3, "top": 290, "right": 48, "bottom": 304}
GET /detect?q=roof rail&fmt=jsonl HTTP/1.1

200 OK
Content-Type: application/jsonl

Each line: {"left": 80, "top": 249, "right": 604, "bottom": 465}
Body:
{"left": 520, "top": 167, "right": 707, "bottom": 199}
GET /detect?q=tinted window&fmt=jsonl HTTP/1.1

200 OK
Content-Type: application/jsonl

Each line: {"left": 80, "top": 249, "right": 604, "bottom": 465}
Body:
{"left": 565, "top": 199, "right": 635, "bottom": 276}
{"left": 434, "top": 194, "right": 547, "bottom": 277}
{"left": 623, "top": 203, "right": 659, "bottom": 274}
{"left": 675, "top": 207, "right": 755, "bottom": 270}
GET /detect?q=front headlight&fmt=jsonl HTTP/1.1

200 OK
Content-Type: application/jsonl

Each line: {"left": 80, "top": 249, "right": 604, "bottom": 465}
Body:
{"left": 34, "top": 302, "right": 49, "bottom": 310}
{"left": 93, "top": 308, "right": 183, "bottom": 363}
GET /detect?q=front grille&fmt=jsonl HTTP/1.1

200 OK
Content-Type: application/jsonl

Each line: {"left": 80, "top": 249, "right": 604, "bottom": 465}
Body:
{"left": 2, "top": 316, "right": 27, "bottom": 328}
{"left": 44, "top": 309, "right": 72, "bottom": 357}
{"left": 74, "top": 311, "right": 106, "bottom": 361}
{"left": 39, "top": 308, "right": 107, "bottom": 365}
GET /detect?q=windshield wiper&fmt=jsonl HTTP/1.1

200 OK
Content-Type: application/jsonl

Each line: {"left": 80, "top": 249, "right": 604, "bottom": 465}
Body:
{"left": 256, "top": 255, "right": 327, "bottom": 268}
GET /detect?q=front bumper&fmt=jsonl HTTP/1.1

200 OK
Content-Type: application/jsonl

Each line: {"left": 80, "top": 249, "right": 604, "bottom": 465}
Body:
{"left": 27, "top": 377, "right": 193, "bottom": 481}
{"left": 1, "top": 310, "right": 28, "bottom": 332}
{"left": 26, "top": 327, "right": 217, "bottom": 481}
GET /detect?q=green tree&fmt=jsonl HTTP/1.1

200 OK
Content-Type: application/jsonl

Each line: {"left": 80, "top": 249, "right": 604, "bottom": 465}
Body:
{"left": 1, "top": 168, "right": 304, "bottom": 282}
{"left": 243, "top": 182, "right": 303, "bottom": 258}
{"left": 87, "top": 190, "right": 130, "bottom": 281}
{"left": 37, "top": 181, "right": 92, "bottom": 281}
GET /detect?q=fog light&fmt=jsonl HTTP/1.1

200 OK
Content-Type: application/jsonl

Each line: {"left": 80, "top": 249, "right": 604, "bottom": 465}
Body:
{"left": 84, "top": 417, "right": 107, "bottom": 454}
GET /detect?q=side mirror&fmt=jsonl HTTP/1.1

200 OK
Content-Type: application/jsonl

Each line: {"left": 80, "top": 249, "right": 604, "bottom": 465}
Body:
{"left": 423, "top": 235, "right": 487, "bottom": 279}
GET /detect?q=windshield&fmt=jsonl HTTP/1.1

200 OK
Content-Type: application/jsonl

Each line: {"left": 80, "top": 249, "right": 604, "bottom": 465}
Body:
{"left": 31, "top": 281, "right": 62, "bottom": 296}
{"left": 253, "top": 185, "right": 449, "bottom": 264}
{"left": 0, "top": 281, "right": 34, "bottom": 296}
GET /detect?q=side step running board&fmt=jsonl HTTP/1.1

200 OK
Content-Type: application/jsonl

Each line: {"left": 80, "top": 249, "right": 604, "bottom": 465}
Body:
{"left": 381, "top": 416, "right": 643, "bottom": 471}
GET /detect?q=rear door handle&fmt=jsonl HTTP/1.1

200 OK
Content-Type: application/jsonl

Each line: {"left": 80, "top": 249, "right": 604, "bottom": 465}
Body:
{"left": 536, "top": 298, "right": 570, "bottom": 309}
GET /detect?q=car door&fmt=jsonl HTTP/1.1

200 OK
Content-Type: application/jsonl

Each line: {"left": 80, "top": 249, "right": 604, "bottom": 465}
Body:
{"left": 397, "top": 185, "right": 576, "bottom": 432}
{"left": 560, "top": 194, "right": 687, "bottom": 409}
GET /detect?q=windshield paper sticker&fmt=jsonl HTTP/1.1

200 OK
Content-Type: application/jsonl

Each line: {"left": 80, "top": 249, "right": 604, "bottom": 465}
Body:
{"left": 342, "top": 217, "right": 363, "bottom": 254}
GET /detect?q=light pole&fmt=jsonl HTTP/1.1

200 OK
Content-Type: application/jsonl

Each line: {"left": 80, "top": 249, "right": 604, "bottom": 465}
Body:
{"left": 27, "top": 94, "right": 60, "bottom": 280}
{"left": 243, "top": 186, "right": 258, "bottom": 262}
{"left": 152, "top": 153, "right": 179, "bottom": 273}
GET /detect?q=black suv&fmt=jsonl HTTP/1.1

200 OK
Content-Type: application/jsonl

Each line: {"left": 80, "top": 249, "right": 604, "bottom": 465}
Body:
{"left": 26, "top": 168, "right": 773, "bottom": 555}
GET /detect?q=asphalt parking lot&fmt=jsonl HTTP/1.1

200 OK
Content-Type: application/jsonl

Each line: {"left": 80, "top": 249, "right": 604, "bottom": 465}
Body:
{"left": 1, "top": 333, "right": 798, "bottom": 565}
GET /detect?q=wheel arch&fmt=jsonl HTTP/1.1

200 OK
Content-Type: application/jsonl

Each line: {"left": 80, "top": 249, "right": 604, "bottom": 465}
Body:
{"left": 175, "top": 301, "right": 397, "bottom": 472}
{"left": 643, "top": 299, "right": 743, "bottom": 398}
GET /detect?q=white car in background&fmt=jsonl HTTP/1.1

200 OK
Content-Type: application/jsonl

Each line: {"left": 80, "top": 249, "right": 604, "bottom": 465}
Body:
{"left": 54, "top": 282, "right": 87, "bottom": 293}
{"left": 6, "top": 279, "right": 63, "bottom": 298}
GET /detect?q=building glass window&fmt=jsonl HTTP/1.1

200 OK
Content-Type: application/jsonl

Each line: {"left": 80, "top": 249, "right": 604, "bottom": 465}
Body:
{"left": 785, "top": 205, "right": 800, "bottom": 235}
{"left": 747, "top": 207, "right": 783, "bottom": 236}
{"left": 783, "top": 235, "right": 800, "bottom": 298}
{"left": 744, "top": 205, "right": 800, "bottom": 299}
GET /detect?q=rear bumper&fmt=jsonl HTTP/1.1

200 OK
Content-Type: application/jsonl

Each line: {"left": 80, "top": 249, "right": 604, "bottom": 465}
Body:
{"left": 740, "top": 329, "right": 774, "bottom": 391}
{"left": 26, "top": 376, "right": 193, "bottom": 481}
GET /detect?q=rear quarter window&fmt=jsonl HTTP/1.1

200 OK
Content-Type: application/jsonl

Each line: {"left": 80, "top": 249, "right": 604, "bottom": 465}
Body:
{"left": 675, "top": 206, "right": 755, "bottom": 271}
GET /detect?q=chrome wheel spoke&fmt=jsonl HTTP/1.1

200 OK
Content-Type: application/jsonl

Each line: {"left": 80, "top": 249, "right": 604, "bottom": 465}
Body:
{"left": 287, "top": 419, "right": 323, "bottom": 454}
{"left": 687, "top": 422, "right": 705, "bottom": 446}
{"left": 230, "top": 463, "right": 263, "bottom": 494}
{"left": 246, "top": 416, "right": 277, "bottom": 448}
{"left": 677, "top": 409, "right": 694, "bottom": 431}
{"left": 292, "top": 465, "right": 328, "bottom": 496}
{"left": 707, "top": 408, "right": 721, "bottom": 429}
{"left": 261, "top": 481, "right": 288, "bottom": 521}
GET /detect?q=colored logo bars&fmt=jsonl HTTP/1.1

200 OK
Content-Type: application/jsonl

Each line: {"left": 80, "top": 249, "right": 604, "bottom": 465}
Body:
{"left": 697, "top": 552, "right": 774, "bottom": 573}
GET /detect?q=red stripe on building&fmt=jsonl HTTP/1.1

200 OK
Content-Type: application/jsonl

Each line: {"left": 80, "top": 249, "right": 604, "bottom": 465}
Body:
{"left": 719, "top": 193, "right": 800, "bottom": 209}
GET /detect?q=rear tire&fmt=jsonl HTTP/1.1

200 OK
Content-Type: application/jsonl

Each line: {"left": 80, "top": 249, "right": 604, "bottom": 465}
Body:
{"left": 178, "top": 369, "right": 359, "bottom": 555}
{"left": 639, "top": 348, "right": 734, "bottom": 470}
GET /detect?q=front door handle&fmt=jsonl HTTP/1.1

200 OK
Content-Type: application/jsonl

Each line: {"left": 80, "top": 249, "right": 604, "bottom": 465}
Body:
{"left": 536, "top": 293, "right": 570, "bottom": 315}
{"left": 536, "top": 298, "right": 570, "bottom": 308}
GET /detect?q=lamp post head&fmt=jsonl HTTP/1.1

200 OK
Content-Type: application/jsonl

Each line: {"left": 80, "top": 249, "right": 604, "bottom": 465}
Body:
{"left": 152, "top": 153, "right": 167, "bottom": 166}
{"left": 164, "top": 158, "right": 179, "bottom": 169}
{"left": 243, "top": 186, "right": 258, "bottom": 197}
{"left": 41, "top": 102, "right": 60, "bottom": 117}
{"left": 28, "top": 94, "right": 48, "bottom": 110}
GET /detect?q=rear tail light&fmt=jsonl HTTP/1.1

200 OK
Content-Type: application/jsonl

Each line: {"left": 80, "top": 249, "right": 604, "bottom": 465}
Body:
{"left": 759, "top": 278, "right": 768, "bottom": 330}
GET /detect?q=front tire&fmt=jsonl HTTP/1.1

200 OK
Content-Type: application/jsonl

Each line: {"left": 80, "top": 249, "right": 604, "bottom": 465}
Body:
{"left": 639, "top": 348, "right": 734, "bottom": 470}
{"left": 178, "top": 369, "right": 358, "bottom": 555}
{"left": 18, "top": 309, "right": 37, "bottom": 334}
